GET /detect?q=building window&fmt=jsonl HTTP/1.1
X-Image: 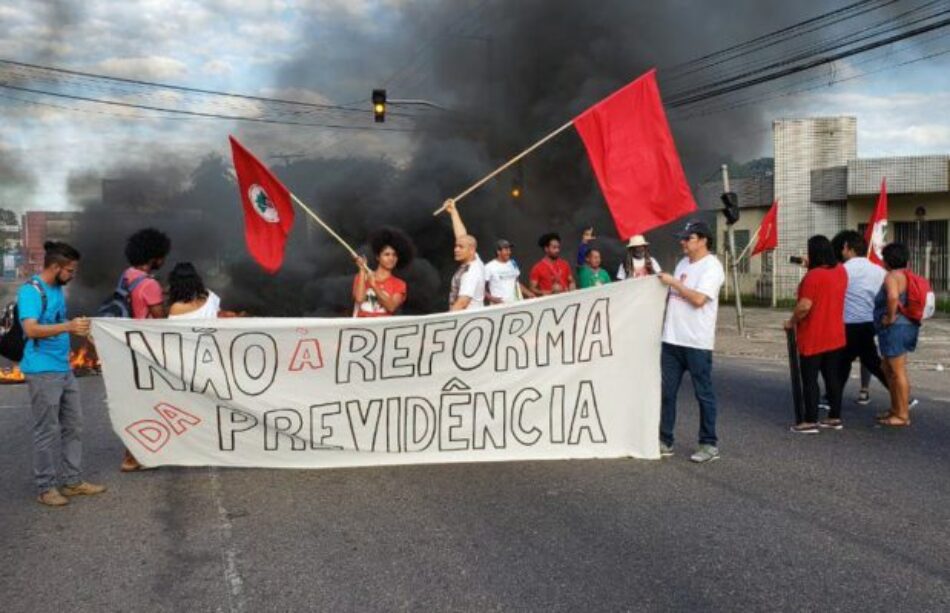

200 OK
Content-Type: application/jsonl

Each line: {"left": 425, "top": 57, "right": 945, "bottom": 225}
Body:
{"left": 734, "top": 229, "right": 750, "bottom": 273}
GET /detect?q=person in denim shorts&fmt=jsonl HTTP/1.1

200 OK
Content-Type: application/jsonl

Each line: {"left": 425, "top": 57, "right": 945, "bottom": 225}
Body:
{"left": 874, "top": 243, "right": 918, "bottom": 427}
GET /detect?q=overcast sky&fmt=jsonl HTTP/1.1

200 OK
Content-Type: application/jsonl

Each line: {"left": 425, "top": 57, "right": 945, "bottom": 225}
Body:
{"left": 1, "top": 0, "right": 948, "bottom": 210}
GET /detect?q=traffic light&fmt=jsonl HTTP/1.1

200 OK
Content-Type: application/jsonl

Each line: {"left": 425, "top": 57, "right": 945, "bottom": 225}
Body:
{"left": 372, "top": 89, "right": 386, "bottom": 123}
{"left": 721, "top": 191, "right": 740, "bottom": 225}
{"left": 511, "top": 164, "right": 524, "bottom": 199}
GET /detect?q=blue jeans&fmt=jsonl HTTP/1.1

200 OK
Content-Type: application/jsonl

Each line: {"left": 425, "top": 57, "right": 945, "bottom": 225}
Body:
{"left": 26, "top": 372, "right": 83, "bottom": 493}
{"left": 660, "top": 343, "right": 718, "bottom": 447}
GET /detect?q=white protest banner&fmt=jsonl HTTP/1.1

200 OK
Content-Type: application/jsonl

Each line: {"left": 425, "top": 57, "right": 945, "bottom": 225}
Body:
{"left": 92, "top": 278, "right": 667, "bottom": 468}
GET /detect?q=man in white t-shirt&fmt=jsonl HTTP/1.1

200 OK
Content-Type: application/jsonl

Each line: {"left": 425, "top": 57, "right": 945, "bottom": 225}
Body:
{"left": 658, "top": 220, "right": 726, "bottom": 464}
{"left": 485, "top": 239, "right": 534, "bottom": 304}
{"left": 443, "top": 198, "right": 485, "bottom": 311}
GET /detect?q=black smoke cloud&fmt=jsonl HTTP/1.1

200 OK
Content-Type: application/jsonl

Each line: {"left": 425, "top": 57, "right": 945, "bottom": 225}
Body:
{"left": 0, "top": 148, "right": 36, "bottom": 207}
{"left": 70, "top": 0, "right": 836, "bottom": 315}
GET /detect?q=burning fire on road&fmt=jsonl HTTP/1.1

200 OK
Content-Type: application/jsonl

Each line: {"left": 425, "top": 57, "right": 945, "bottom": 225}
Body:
{"left": 0, "top": 343, "right": 102, "bottom": 384}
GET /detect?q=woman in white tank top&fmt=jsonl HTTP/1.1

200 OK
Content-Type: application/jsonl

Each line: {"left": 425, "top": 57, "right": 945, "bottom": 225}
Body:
{"left": 167, "top": 262, "right": 221, "bottom": 319}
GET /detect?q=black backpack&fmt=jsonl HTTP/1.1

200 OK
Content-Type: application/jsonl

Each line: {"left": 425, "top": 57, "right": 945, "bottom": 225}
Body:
{"left": 97, "top": 273, "right": 149, "bottom": 318}
{"left": 0, "top": 279, "right": 47, "bottom": 362}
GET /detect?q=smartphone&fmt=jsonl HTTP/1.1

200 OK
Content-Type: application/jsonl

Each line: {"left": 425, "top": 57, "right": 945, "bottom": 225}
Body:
{"left": 789, "top": 256, "right": 804, "bottom": 265}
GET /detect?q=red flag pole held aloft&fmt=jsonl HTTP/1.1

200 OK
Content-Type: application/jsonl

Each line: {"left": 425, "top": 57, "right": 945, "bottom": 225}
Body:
{"left": 230, "top": 136, "right": 364, "bottom": 273}
{"left": 432, "top": 119, "right": 575, "bottom": 216}
{"left": 434, "top": 69, "right": 697, "bottom": 240}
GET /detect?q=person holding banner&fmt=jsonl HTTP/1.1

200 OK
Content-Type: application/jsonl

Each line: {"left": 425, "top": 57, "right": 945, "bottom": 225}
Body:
{"left": 352, "top": 228, "right": 413, "bottom": 317}
{"left": 443, "top": 199, "right": 486, "bottom": 311}
{"left": 485, "top": 239, "right": 534, "bottom": 304}
{"left": 577, "top": 247, "right": 612, "bottom": 288}
{"left": 529, "top": 233, "right": 575, "bottom": 296}
{"left": 167, "top": 263, "right": 222, "bottom": 319}
{"left": 617, "top": 235, "right": 661, "bottom": 280}
{"left": 18, "top": 241, "right": 105, "bottom": 506}
{"left": 120, "top": 228, "right": 171, "bottom": 472}
{"left": 657, "top": 220, "right": 725, "bottom": 463}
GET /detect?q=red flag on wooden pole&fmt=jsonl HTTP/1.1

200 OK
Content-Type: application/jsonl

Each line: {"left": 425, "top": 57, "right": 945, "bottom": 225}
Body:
{"left": 229, "top": 136, "right": 296, "bottom": 274}
{"left": 864, "top": 178, "right": 888, "bottom": 266}
{"left": 573, "top": 69, "right": 697, "bottom": 239}
{"left": 752, "top": 200, "right": 779, "bottom": 256}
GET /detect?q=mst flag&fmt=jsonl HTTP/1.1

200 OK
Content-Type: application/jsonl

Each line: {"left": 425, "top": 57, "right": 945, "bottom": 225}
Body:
{"left": 864, "top": 178, "right": 888, "bottom": 266}
{"left": 573, "top": 69, "right": 697, "bottom": 240}
{"left": 229, "top": 136, "right": 295, "bottom": 273}
{"left": 752, "top": 200, "right": 779, "bottom": 256}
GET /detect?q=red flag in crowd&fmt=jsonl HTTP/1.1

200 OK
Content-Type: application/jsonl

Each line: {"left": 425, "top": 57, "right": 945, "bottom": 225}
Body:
{"left": 864, "top": 178, "right": 888, "bottom": 266}
{"left": 573, "top": 69, "right": 697, "bottom": 240}
{"left": 229, "top": 136, "right": 296, "bottom": 274}
{"left": 751, "top": 200, "right": 779, "bottom": 256}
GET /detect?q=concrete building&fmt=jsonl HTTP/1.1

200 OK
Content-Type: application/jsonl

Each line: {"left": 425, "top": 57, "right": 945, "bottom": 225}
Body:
{"left": 21, "top": 211, "right": 81, "bottom": 276}
{"left": 701, "top": 117, "right": 949, "bottom": 300}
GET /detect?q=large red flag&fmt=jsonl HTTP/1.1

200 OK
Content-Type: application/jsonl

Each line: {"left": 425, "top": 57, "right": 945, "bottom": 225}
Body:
{"left": 573, "top": 69, "right": 697, "bottom": 240}
{"left": 864, "top": 178, "right": 887, "bottom": 266}
{"left": 229, "top": 136, "right": 296, "bottom": 273}
{"left": 752, "top": 200, "right": 779, "bottom": 256}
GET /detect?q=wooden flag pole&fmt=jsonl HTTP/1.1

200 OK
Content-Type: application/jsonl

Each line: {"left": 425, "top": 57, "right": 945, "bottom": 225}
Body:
{"left": 432, "top": 119, "right": 576, "bottom": 216}
{"left": 289, "top": 193, "right": 372, "bottom": 275}
{"left": 736, "top": 226, "right": 762, "bottom": 264}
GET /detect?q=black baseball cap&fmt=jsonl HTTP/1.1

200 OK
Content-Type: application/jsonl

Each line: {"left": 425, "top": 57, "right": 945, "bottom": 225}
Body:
{"left": 674, "top": 220, "right": 712, "bottom": 240}
{"left": 496, "top": 239, "right": 514, "bottom": 250}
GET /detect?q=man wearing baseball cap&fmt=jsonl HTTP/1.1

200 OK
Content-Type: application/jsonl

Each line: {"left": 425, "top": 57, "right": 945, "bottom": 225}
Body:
{"left": 485, "top": 239, "right": 534, "bottom": 304}
{"left": 658, "top": 219, "right": 726, "bottom": 463}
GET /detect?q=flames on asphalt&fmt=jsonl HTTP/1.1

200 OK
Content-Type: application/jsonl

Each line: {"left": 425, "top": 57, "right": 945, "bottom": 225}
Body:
{"left": 0, "top": 344, "right": 102, "bottom": 384}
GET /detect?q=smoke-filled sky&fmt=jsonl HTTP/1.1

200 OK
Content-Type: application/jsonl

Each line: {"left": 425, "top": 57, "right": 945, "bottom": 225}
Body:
{"left": 1, "top": 0, "right": 948, "bottom": 314}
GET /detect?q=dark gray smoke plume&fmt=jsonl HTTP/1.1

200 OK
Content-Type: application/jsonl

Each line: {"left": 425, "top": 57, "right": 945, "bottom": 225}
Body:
{"left": 69, "top": 0, "right": 838, "bottom": 315}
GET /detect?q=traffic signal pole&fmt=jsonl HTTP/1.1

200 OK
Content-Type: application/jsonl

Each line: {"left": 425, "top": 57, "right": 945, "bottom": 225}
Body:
{"left": 722, "top": 164, "right": 745, "bottom": 336}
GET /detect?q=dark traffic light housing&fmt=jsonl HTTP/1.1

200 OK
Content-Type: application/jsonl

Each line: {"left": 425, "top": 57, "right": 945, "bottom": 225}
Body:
{"left": 372, "top": 89, "right": 386, "bottom": 123}
{"left": 721, "top": 191, "right": 740, "bottom": 225}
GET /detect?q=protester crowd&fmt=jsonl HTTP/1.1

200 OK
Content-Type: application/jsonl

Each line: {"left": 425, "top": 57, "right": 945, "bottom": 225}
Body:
{"left": 13, "top": 198, "right": 927, "bottom": 507}
{"left": 785, "top": 232, "right": 925, "bottom": 433}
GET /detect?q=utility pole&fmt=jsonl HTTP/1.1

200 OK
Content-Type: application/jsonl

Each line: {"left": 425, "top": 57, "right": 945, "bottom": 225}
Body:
{"left": 722, "top": 164, "right": 745, "bottom": 335}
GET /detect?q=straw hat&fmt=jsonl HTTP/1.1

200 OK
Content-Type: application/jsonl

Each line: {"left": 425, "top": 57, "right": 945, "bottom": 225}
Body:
{"left": 626, "top": 235, "right": 649, "bottom": 248}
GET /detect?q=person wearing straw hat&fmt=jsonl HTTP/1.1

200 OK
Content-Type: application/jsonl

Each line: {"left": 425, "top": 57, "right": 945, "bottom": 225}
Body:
{"left": 617, "top": 235, "right": 661, "bottom": 280}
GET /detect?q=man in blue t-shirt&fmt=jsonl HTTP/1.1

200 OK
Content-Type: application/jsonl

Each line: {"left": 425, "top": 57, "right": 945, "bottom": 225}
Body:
{"left": 17, "top": 241, "right": 105, "bottom": 507}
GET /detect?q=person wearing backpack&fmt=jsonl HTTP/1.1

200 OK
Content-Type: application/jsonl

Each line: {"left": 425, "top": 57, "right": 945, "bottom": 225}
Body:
{"left": 874, "top": 243, "right": 921, "bottom": 427}
{"left": 118, "top": 228, "right": 171, "bottom": 471}
{"left": 19, "top": 241, "right": 105, "bottom": 507}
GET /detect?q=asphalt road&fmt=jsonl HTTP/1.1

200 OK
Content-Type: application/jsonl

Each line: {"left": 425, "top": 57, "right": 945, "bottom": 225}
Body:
{"left": 1, "top": 356, "right": 948, "bottom": 612}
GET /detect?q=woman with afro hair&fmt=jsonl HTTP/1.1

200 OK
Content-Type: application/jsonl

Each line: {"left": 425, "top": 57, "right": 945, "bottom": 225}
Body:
{"left": 352, "top": 227, "right": 415, "bottom": 317}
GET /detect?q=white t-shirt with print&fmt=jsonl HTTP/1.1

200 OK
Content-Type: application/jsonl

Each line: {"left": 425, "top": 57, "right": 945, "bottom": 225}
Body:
{"left": 458, "top": 256, "right": 486, "bottom": 310}
{"left": 662, "top": 254, "right": 725, "bottom": 350}
{"left": 616, "top": 257, "right": 662, "bottom": 280}
{"left": 484, "top": 258, "right": 521, "bottom": 303}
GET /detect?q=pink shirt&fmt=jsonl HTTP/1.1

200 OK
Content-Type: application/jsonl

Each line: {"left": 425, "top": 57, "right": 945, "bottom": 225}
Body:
{"left": 122, "top": 267, "right": 163, "bottom": 319}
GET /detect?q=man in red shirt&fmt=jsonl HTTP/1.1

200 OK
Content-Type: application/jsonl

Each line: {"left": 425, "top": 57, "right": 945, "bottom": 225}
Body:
{"left": 784, "top": 235, "right": 847, "bottom": 433}
{"left": 120, "top": 228, "right": 171, "bottom": 471}
{"left": 529, "top": 232, "right": 575, "bottom": 296}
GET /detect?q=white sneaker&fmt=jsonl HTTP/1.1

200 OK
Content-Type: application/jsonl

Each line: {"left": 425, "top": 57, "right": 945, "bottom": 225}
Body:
{"left": 690, "top": 445, "right": 720, "bottom": 463}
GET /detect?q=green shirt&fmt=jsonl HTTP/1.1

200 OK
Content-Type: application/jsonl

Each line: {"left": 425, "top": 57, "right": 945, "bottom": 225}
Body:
{"left": 578, "top": 266, "right": 611, "bottom": 289}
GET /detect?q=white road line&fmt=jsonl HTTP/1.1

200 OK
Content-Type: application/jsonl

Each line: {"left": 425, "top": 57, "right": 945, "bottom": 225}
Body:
{"left": 209, "top": 467, "right": 246, "bottom": 613}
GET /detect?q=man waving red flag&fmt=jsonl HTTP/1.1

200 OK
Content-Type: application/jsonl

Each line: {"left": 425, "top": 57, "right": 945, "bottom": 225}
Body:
{"left": 864, "top": 178, "right": 887, "bottom": 266}
{"left": 229, "top": 136, "right": 296, "bottom": 273}
{"left": 573, "top": 69, "right": 697, "bottom": 239}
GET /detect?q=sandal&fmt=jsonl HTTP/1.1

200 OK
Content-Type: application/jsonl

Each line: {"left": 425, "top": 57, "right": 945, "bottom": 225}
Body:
{"left": 876, "top": 415, "right": 910, "bottom": 427}
{"left": 818, "top": 418, "right": 843, "bottom": 430}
